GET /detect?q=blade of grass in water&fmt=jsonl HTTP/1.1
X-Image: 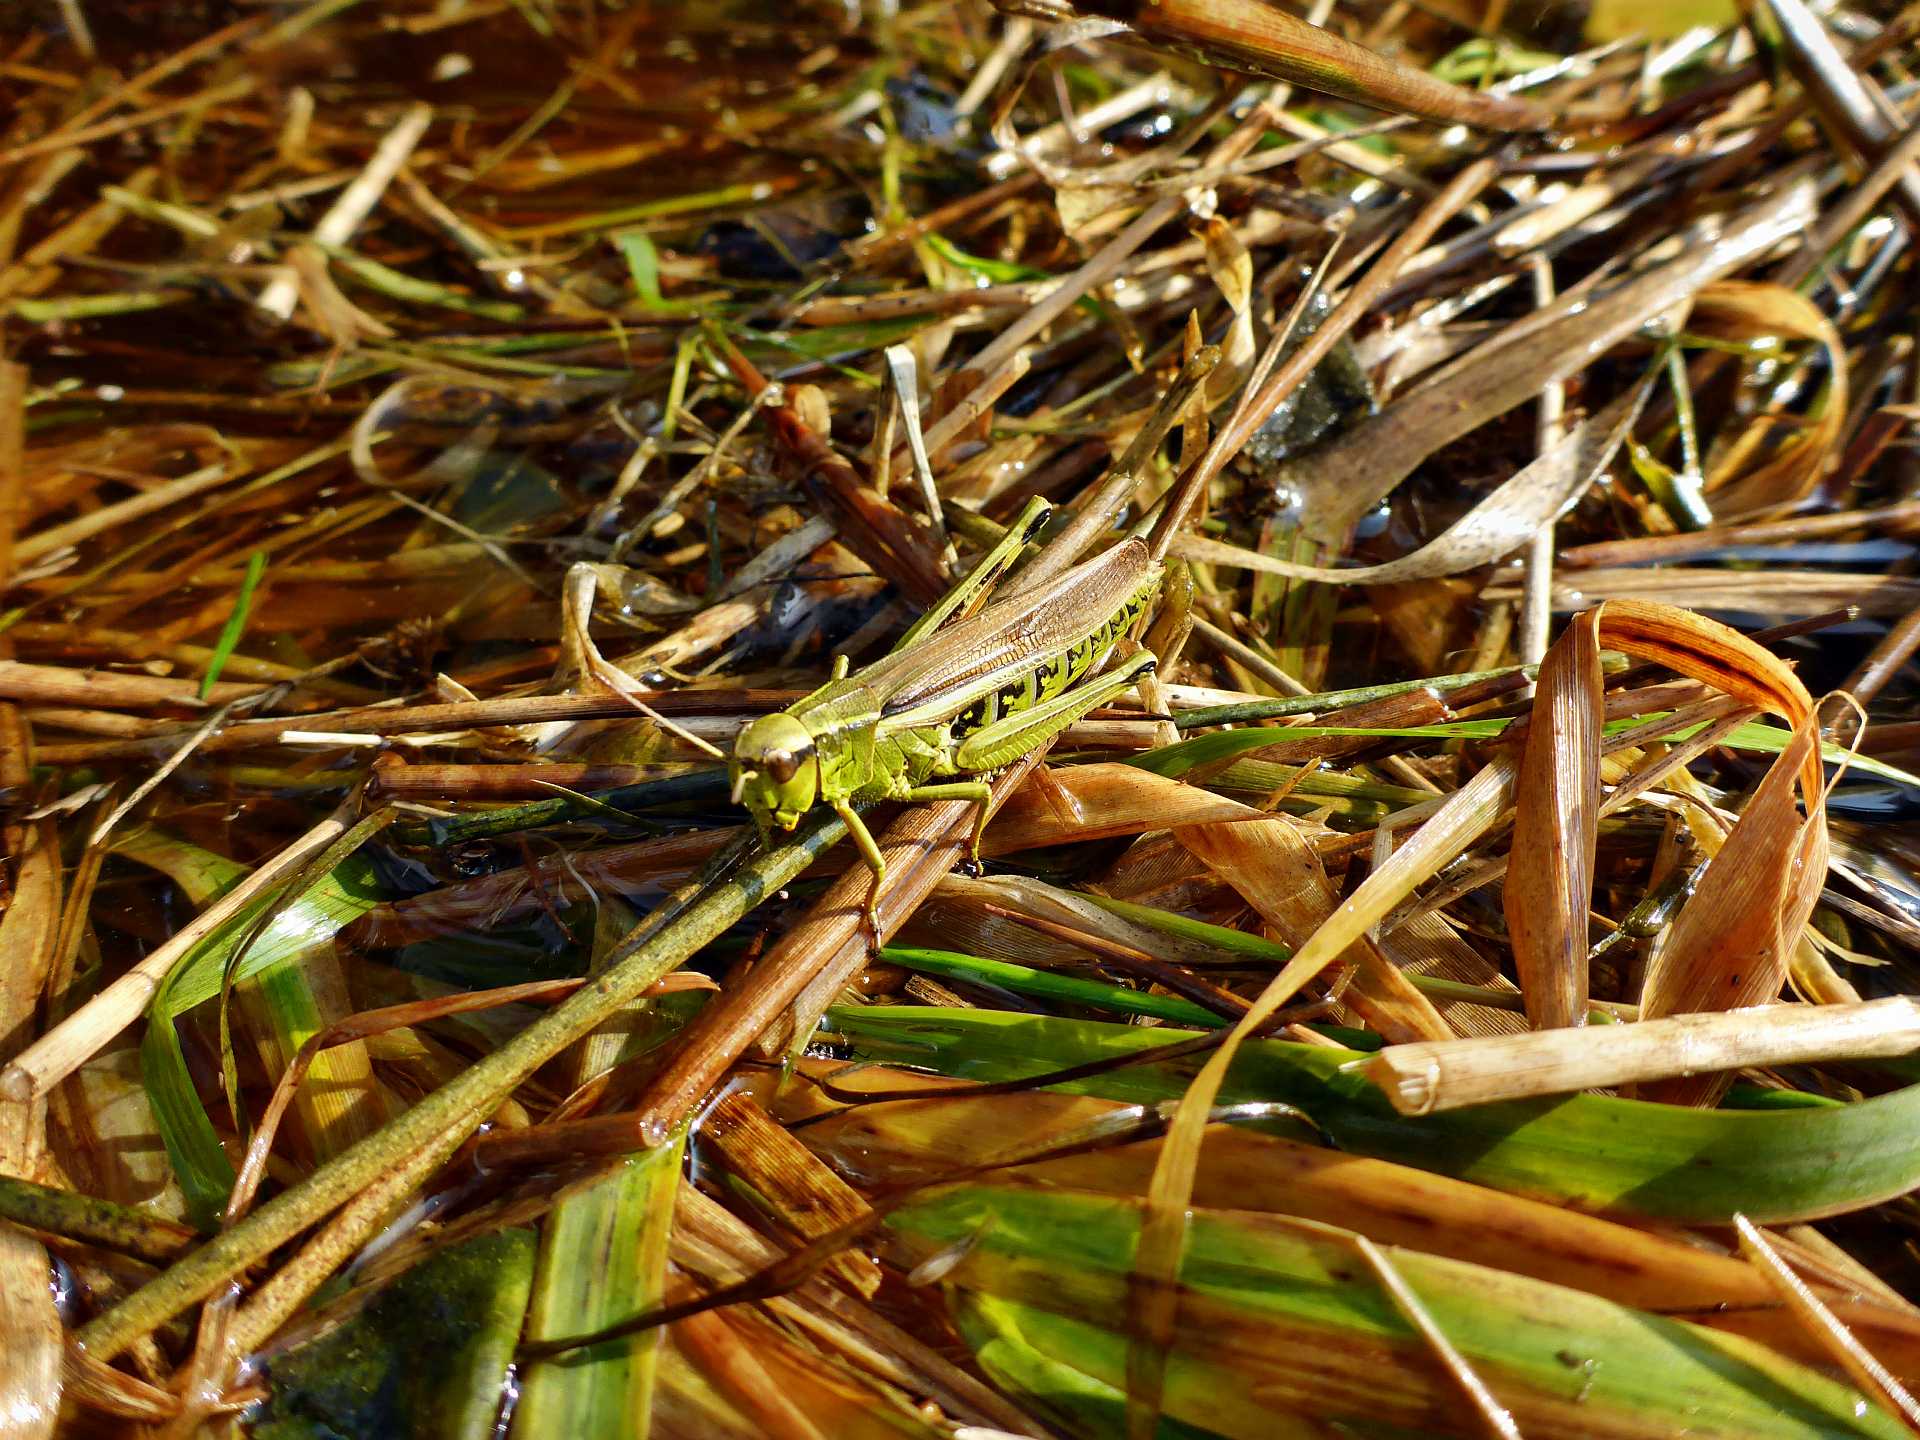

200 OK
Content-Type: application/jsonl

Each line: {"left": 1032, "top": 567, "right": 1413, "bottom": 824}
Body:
{"left": 117, "top": 828, "right": 386, "bottom": 1224}
{"left": 77, "top": 816, "right": 843, "bottom": 1362}
{"left": 198, "top": 549, "right": 266, "bottom": 700}
{"left": 514, "top": 1139, "right": 684, "bottom": 1440}
{"left": 389, "top": 768, "right": 729, "bottom": 847}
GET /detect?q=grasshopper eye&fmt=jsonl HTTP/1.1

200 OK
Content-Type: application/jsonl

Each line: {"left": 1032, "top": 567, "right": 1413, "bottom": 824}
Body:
{"left": 766, "top": 750, "right": 800, "bottom": 784}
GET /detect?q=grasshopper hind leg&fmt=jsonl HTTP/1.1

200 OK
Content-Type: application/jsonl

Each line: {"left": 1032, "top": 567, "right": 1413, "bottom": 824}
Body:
{"left": 953, "top": 650, "right": 1158, "bottom": 774}
{"left": 901, "top": 780, "right": 995, "bottom": 873}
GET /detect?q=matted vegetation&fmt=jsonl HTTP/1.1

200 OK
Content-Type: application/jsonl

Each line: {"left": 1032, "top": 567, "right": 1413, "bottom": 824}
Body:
{"left": 5, "top": 0, "right": 1920, "bottom": 1436}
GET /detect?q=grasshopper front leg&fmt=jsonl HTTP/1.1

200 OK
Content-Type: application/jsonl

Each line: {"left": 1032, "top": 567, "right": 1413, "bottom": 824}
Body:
{"left": 832, "top": 800, "right": 888, "bottom": 942}
{"left": 838, "top": 784, "right": 994, "bottom": 941}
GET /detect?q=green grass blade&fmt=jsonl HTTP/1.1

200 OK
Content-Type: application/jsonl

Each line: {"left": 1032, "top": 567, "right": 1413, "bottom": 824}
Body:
{"left": 199, "top": 549, "right": 266, "bottom": 699}
{"left": 924, "top": 232, "right": 1051, "bottom": 285}
{"left": 1170, "top": 667, "right": 1532, "bottom": 728}
{"left": 321, "top": 243, "right": 526, "bottom": 320}
{"left": 1081, "top": 897, "right": 1297, "bottom": 966}
{"left": 116, "top": 829, "right": 386, "bottom": 1015}
{"left": 118, "top": 829, "right": 386, "bottom": 1225}
{"left": 881, "top": 947, "right": 1226, "bottom": 1027}
{"left": 896, "top": 1185, "right": 1905, "bottom": 1440}
{"left": 138, "top": 1017, "right": 233, "bottom": 1226}
{"left": 515, "top": 1138, "right": 685, "bottom": 1440}
{"left": 954, "top": 1292, "right": 1224, "bottom": 1440}
{"left": 615, "top": 231, "right": 697, "bottom": 316}
{"left": 1136, "top": 718, "right": 1920, "bottom": 790}
{"left": 828, "top": 1007, "right": 1920, "bottom": 1224}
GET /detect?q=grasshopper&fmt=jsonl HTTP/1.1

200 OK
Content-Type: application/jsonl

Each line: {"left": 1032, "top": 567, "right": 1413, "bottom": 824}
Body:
{"left": 727, "top": 342, "right": 1219, "bottom": 929}
{"left": 729, "top": 494, "right": 1161, "bottom": 927}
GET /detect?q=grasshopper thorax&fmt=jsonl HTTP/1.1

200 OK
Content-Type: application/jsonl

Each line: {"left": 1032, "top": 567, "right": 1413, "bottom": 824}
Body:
{"left": 730, "top": 712, "right": 820, "bottom": 830}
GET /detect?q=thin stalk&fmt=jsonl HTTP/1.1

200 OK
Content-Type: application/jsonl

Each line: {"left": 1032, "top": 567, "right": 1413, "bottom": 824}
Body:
{"left": 0, "top": 1175, "right": 199, "bottom": 1263}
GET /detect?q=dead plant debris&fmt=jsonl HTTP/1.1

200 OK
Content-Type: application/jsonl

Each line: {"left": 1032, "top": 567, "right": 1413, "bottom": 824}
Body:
{"left": 5, "top": 0, "right": 1920, "bottom": 1436}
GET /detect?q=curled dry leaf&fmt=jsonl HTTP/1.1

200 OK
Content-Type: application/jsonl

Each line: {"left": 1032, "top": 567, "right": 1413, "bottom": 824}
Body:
{"left": 1511, "top": 598, "right": 1828, "bottom": 1105}
{"left": 986, "top": 760, "right": 1264, "bottom": 852}
{"left": 1693, "top": 279, "right": 1850, "bottom": 519}
{"left": 1426, "top": 598, "right": 1831, "bottom": 1103}
{"left": 1637, "top": 717, "right": 1830, "bottom": 1106}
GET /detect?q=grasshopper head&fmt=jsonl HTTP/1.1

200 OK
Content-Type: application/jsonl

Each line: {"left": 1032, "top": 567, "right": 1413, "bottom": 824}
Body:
{"left": 730, "top": 713, "right": 819, "bottom": 830}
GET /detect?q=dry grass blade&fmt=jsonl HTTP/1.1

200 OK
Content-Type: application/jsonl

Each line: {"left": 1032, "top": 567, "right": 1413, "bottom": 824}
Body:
{"left": 1504, "top": 609, "right": 1602, "bottom": 1029}
{"left": 1172, "top": 378, "right": 1650, "bottom": 587}
{"left": 1352, "top": 1233, "right": 1523, "bottom": 1440}
{"left": 1296, "top": 180, "right": 1817, "bottom": 545}
{"left": 1364, "top": 996, "right": 1920, "bottom": 1113}
{"left": 1175, "top": 817, "right": 1453, "bottom": 1042}
{"left": 1131, "top": 752, "right": 1519, "bottom": 1438}
{"left": 702, "top": 1092, "right": 878, "bottom": 1298}
{"left": 1734, "top": 1216, "right": 1920, "bottom": 1433}
{"left": 0, "top": 850, "right": 61, "bottom": 1440}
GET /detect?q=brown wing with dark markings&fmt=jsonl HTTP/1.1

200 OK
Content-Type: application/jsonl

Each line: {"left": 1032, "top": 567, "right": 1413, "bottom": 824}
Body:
{"left": 867, "top": 538, "right": 1157, "bottom": 730}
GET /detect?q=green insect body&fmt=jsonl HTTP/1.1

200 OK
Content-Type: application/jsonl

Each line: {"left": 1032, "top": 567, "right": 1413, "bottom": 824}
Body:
{"left": 730, "top": 498, "right": 1161, "bottom": 926}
